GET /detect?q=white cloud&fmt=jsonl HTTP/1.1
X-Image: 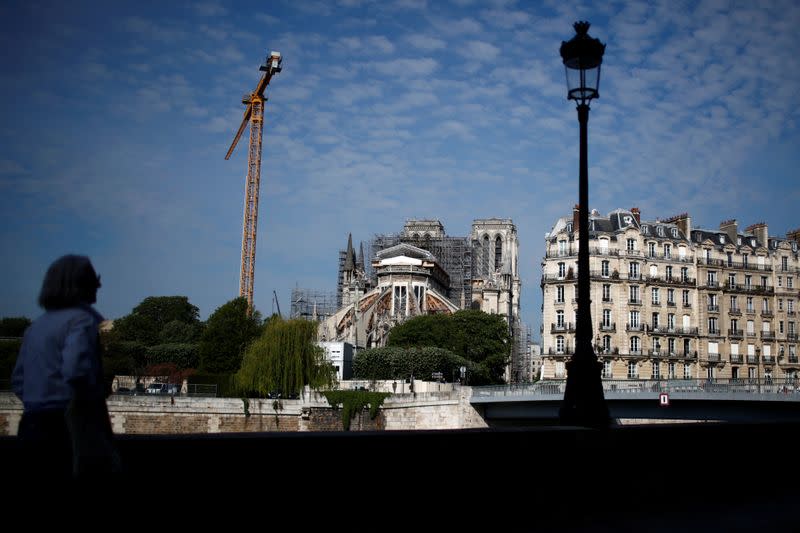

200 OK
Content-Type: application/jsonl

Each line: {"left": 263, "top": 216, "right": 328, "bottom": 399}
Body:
{"left": 373, "top": 57, "right": 438, "bottom": 77}
{"left": 406, "top": 33, "right": 446, "bottom": 51}
{"left": 192, "top": 1, "right": 228, "bottom": 17}
{"left": 458, "top": 40, "right": 500, "bottom": 61}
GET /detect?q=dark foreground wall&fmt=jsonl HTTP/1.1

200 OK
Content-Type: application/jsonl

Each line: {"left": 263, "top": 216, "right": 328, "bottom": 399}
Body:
{"left": 2, "top": 422, "right": 799, "bottom": 530}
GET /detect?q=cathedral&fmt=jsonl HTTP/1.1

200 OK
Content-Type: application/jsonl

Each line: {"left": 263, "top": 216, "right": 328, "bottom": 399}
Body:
{"left": 318, "top": 218, "right": 523, "bottom": 381}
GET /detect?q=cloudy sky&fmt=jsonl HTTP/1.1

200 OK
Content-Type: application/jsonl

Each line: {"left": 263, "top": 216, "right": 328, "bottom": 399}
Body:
{"left": 1, "top": 0, "right": 799, "bottom": 341}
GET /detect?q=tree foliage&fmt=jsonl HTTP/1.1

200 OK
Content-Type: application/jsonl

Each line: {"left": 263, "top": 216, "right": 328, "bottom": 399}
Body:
{"left": 387, "top": 309, "right": 510, "bottom": 384}
{"left": 146, "top": 343, "right": 199, "bottom": 369}
{"left": 198, "top": 297, "right": 262, "bottom": 373}
{"left": 112, "top": 296, "right": 201, "bottom": 346}
{"left": 353, "top": 346, "right": 490, "bottom": 385}
{"left": 234, "top": 317, "right": 334, "bottom": 397}
{"left": 322, "top": 390, "right": 389, "bottom": 431}
{"left": 0, "top": 316, "right": 32, "bottom": 337}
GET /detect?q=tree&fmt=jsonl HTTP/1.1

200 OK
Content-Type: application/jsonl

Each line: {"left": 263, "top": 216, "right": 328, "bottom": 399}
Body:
{"left": 387, "top": 309, "right": 510, "bottom": 384}
{"left": 0, "top": 317, "right": 32, "bottom": 337}
{"left": 198, "top": 297, "right": 262, "bottom": 373}
{"left": 353, "top": 346, "right": 488, "bottom": 384}
{"left": 112, "top": 296, "right": 201, "bottom": 346}
{"left": 234, "top": 317, "right": 335, "bottom": 397}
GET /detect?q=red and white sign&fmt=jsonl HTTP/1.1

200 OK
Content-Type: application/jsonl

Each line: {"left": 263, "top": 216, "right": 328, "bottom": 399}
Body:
{"left": 659, "top": 393, "right": 670, "bottom": 407}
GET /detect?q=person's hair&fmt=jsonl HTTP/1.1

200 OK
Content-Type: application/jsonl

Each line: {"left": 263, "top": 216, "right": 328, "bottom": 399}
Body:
{"left": 38, "top": 255, "right": 101, "bottom": 310}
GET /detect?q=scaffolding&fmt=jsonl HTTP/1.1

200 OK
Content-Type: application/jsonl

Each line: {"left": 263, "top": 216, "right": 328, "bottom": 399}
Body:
{"left": 367, "top": 221, "right": 473, "bottom": 308}
{"left": 290, "top": 288, "right": 338, "bottom": 322}
{"left": 511, "top": 321, "right": 532, "bottom": 383}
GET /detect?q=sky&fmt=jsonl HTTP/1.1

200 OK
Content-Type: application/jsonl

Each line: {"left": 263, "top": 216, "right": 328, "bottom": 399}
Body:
{"left": 1, "top": 0, "right": 799, "bottom": 342}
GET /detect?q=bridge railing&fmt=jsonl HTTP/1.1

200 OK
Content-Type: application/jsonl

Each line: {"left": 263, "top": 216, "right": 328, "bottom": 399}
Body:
{"left": 472, "top": 379, "right": 800, "bottom": 398}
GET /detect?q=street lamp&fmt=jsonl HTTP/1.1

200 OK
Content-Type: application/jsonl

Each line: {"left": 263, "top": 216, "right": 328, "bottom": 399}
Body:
{"left": 558, "top": 21, "right": 610, "bottom": 428}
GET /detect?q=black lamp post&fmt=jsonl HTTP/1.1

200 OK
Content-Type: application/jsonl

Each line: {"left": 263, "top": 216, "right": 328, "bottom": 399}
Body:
{"left": 558, "top": 21, "right": 610, "bottom": 428}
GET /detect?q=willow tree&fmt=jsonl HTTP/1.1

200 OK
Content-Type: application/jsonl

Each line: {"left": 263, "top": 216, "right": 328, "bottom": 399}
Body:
{"left": 234, "top": 317, "right": 335, "bottom": 397}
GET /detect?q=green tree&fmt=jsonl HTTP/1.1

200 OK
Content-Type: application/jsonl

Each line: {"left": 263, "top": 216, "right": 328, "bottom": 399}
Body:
{"left": 198, "top": 297, "right": 262, "bottom": 373}
{"left": 0, "top": 317, "right": 32, "bottom": 337}
{"left": 234, "top": 317, "right": 334, "bottom": 397}
{"left": 112, "top": 296, "right": 201, "bottom": 345}
{"left": 387, "top": 309, "right": 510, "bottom": 384}
{"left": 353, "top": 345, "right": 488, "bottom": 383}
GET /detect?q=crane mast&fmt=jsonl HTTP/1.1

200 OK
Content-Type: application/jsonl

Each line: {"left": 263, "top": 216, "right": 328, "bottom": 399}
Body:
{"left": 225, "top": 51, "right": 282, "bottom": 314}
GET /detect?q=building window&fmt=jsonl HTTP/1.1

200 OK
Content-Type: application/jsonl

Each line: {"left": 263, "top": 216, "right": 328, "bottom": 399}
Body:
{"left": 652, "top": 337, "right": 661, "bottom": 354}
{"left": 731, "top": 296, "right": 737, "bottom": 311}
{"left": 602, "top": 360, "right": 611, "bottom": 378}
{"left": 668, "top": 338, "right": 676, "bottom": 355}
{"left": 483, "top": 234, "right": 490, "bottom": 275}
{"left": 664, "top": 244, "right": 671, "bottom": 258}
{"left": 747, "top": 320, "right": 755, "bottom": 334}
{"left": 603, "top": 284, "right": 611, "bottom": 301}
{"left": 742, "top": 253, "right": 748, "bottom": 267}
{"left": 731, "top": 367, "right": 739, "bottom": 380}
{"left": 630, "top": 285, "right": 640, "bottom": 303}
{"left": 707, "top": 271, "right": 717, "bottom": 286}
{"left": 684, "top": 363, "right": 692, "bottom": 379}
{"left": 779, "top": 299, "right": 784, "bottom": 311}
{"left": 728, "top": 273, "right": 736, "bottom": 287}
{"left": 648, "top": 242, "right": 656, "bottom": 257}
{"left": 556, "top": 310, "right": 564, "bottom": 328}
{"left": 789, "top": 322, "right": 795, "bottom": 335}
{"left": 790, "top": 300, "right": 795, "bottom": 313}
{"left": 747, "top": 297, "right": 754, "bottom": 312}
{"left": 789, "top": 277, "right": 794, "bottom": 289}
{"left": 705, "top": 249, "right": 711, "bottom": 262}
{"left": 745, "top": 275, "right": 752, "bottom": 288}
{"left": 556, "top": 335, "right": 565, "bottom": 354}
{"left": 783, "top": 256, "right": 789, "bottom": 272}
{"left": 602, "top": 309, "right": 611, "bottom": 328}
{"left": 668, "top": 362, "right": 676, "bottom": 379}
{"left": 558, "top": 262, "right": 566, "bottom": 278}
{"left": 708, "top": 317, "right": 718, "bottom": 335}
{"left": 682, "top": 290, "right": 690, "bottom": 306}
{"left": 731, "top": 318, "right": 738, "bottom": 333}
{"left": 665, "top": 266, "right": 673, "bottom": 280}
{"left": 413, "top": 285, "right": 425, "bottom": 313}
{"left": 555, "top": 362, "right": 565, "bottom": 379}
{"left": 681, "top": 267, "right": 689, "bottom": 282}
{"left": 668, "top": 313, "right": 675, "bottom": 329}
{"left": 727, "top": 252, "right": 733, "bottom": 266}
{"left": 667, "top": 289, "right": 675, "bottom": 305}
{"left": 601, "top": 260, "right": 609, "bottom": 277}
{"left": 556, "top": 285, "right": 564, "bottom": 303}
{"left": 630, "top": 336, "right": 640, "bottom": 354}
{"left": 748, "top": 367, "right": 756, "bottom": 380}
{"left": 628, "top": 361, "right": 638, "bottom": 379}
{"left": 393, "top": 285, "right": 407, "bottom": 316}
{"left": 652, "top": 362, "right": 660, "bottom": 380}
{"left": 495, "top": 235, "right": 502, "bottom": 270}
{"left": 652, "top": 312, "right": 660, "bottom": 329}
{"left": 778, "top": 276, "right": 783, "bottom": 287}
{"left": 629, "top": 310, "right": 640, "bottom": 328}
{"left": 763, "top": 299, "right": 770, "bottom": 313}
{"left": 761, "top": 276, "right": 768, "bottom": 288}
{"left": 627, "top": 238, "right": 636, "bottom": 252}
{"left": 558, "top": 240, "right": 567, "bottom": 255}
{"left": 652, "top": 288, "right": 660, "bottom": 305}
{"left": 603, "top": 335, "right": 611, "bottom": 353}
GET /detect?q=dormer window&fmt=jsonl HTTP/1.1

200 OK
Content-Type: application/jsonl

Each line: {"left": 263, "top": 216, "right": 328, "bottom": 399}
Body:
{"left": 672, "top": 228, "right": 679, "bottom": 238}
{"left": 720, "top": 235, "right": 725, "bottom": 244}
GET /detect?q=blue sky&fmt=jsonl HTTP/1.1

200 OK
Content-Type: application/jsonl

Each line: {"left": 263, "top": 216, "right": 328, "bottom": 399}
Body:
{"left": 1, "top": 0, "right": 799, "bottom": 342}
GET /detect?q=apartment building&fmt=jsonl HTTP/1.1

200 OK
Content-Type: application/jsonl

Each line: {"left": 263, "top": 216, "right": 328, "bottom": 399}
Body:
{"left": 540, "top": 207, "right": 800, "bottom": 383}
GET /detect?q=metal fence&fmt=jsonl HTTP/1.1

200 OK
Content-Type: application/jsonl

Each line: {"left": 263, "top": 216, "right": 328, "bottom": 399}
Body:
{"left": 472, "top": 378, "right": 800, "bottom": 398}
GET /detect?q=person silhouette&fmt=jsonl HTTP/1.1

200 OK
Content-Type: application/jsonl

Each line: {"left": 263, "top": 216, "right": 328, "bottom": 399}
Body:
{"left": 12, "top": 254, "right": 119, "bottom": 482}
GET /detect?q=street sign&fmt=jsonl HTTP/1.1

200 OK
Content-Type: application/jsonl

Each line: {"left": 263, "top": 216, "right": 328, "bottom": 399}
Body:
{"left": 659, "top": 393, "right": 670, "bottom": 407}
{"left": 431, "top": 372, "right": 443, "bottom": 379}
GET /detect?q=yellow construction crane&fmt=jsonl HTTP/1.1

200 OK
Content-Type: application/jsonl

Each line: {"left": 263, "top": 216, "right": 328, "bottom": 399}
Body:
{"left": 225, "top": 51, "right": 282, "bottom": 313}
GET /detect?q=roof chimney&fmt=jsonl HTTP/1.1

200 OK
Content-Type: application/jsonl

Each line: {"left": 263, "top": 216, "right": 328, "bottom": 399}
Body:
{"left": 665, "top": 213, "right": 692, "bottom": 240}
{"left": 719, "top": 219, "right": 738, "bottom": 245}
{"left": 572, "top": 204, "right": 580, "bottom": 233}
{"left": 631, "top": 207, "right": 641, "bottom": 225}
{"left": 745, "top": 222, "right": 768, "bottom": 248}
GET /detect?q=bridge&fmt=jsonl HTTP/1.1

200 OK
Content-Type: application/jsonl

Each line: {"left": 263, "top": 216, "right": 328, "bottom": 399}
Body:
{"left": 471, "top": 378, "right": 800, "bottom": 423}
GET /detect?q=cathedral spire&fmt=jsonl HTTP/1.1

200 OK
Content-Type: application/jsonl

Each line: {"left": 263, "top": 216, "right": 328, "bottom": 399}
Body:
{"left": 344, "top": 233, "right": 355, "bottom": 271}
{"left": 357, "top": 241, "right": 365, "bottom": 271}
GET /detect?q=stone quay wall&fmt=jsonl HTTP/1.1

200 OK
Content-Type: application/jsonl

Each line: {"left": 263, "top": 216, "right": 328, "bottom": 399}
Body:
{"left": 0, "top": 388, "right": 487, "bottom": 435}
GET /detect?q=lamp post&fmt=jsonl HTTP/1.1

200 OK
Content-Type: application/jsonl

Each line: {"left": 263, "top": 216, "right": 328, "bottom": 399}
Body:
{"left": 558, "top": 21, "right": 610, "bottom": 428}
{"left": 756, "top": 347, "right": 761, "bottom": 394}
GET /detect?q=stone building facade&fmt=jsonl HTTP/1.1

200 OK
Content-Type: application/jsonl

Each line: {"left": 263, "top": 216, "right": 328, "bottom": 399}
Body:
{"left": 540, "top": 207, "right": 800, "bottom": 383}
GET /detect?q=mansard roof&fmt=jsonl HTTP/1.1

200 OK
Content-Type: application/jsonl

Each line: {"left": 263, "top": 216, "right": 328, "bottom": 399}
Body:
{"left": 375, "top": 242, "right": 438, "bottom": 262}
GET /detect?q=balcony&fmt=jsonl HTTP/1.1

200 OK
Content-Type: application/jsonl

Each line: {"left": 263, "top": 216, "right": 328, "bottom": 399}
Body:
{"left": 787, "top": 333, "right": 798, "bottom": 342}
{"left": 683, "top": 302, "right": 692, "bottom": 308}
{"left": 698, "top": 257, "right": 772, "bottom": 271}
{"left": 728, "top": 329, "right": 744, "bottom": 339}
{"left": 725, "top": 282, "right": 775, "bottom": 295}
{"left": 546, "top": 348, "right": 575, "bottom": 357}
{"left": 707, "top": 305, "right": 720, "bottom": 312}
{"left": 788, "top": 311, "right": 796, "bottom": 317}
{"left": 761, "top": 310, "right": 774, "bottom": 318}
{"left": 730, "top": 354, "right": 743, "bottom": 364}
{"left": 601, "top": 297, "right": 613, "bottom": 304}
{"left": 629, "top": 298, "right": 643, "bottom": 305}
{"left": 626, "top": 323, "right": 646, "bottom": 332}
{"left": 761, "top": 331, "right": 776, "bottom": 341}
{"left": 703, "top": 281, "right": 722, "bottom": 290}
{"left": 728, "top": 307, "right": 742, "bottom": 315}
{"left": 762, "top": 355, "right": 776, "bottom": 365}
{"left": 747, "top": 355, "right": 759, "bottom": 364}
{"left": 553, "top": 299, "right": 566, "bottom": 305}
{"left": 550, "top": 322, "right": 576, "bottom": 333}
{"left": 598, "top": 322, "right": 616, "bottom": 332}
{"left": 707, "top": 353, "right": 722, "bottom": 363}
{"left": 666, "top": 301, "right": 677, "bottom": 307}
{"left": 706, "top": 329, "right": 722, "bottom": 337}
